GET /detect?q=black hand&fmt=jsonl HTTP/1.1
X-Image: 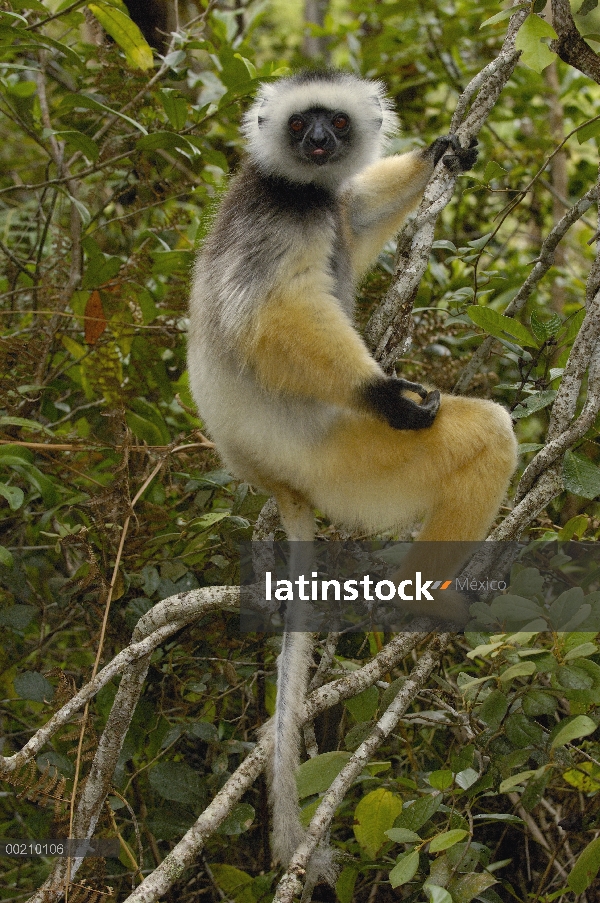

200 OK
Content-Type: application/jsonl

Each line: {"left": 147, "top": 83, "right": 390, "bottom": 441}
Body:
{"left": 426, "top": 135, "right": 478, "bottom": 171}
{"left": 362, "top": 377, "right": 441, "bottom": 430}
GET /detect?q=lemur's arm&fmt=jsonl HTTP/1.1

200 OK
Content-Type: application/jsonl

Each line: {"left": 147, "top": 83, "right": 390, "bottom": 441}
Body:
{"left": 342, "top": 137, "right": 478, "bottom": 277}
{"left": 245, "top": 290, "right": 439, "bottom": 430}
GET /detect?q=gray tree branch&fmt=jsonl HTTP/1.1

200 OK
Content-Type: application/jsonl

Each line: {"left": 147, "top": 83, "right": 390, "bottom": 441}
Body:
{"left": 364, "top": 4, "right": 527, "bottom": 370}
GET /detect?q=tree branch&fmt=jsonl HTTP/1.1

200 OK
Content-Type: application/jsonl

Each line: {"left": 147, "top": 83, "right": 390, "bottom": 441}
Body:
{"left": 550, "top": 0, "right": 600, "bottom": 85}
{"left": 364, "top": 3, "right": 527, "bottom": 370}
{"left": 272, "top": 633, "right": 451, "bottom": 903}
{"left": 453, "top": 187, "right": 597, "bottom": 394}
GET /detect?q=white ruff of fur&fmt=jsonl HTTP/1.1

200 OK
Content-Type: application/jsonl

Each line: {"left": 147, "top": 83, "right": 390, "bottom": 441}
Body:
{"left": 242, "top": 74, "right": 399, "bottom": 190}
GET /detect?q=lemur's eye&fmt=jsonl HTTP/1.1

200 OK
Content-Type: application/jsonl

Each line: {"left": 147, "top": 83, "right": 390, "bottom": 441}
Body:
{"left": 332, "top": 114, "right": 349, "bottom": 130}
{"left": 289, "top": 116, "right": 305, "bottom": 133}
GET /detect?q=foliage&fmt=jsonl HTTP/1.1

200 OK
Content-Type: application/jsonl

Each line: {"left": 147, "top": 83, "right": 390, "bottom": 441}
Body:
{"left": 0, "top": 2, "right": 600, "bottom": 903}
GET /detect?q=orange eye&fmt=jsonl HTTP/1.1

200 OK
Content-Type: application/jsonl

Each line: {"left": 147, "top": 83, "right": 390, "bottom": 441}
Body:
{"left": 289, "top": 116, "right": 304, "bottom": 133}
{"left": 332, "top": 114, "right": 349, "bottom": 130}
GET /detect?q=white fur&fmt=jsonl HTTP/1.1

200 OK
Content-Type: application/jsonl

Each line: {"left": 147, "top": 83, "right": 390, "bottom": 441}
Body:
{"left": 242, "top": 74, "right": 399, "bottom": 189}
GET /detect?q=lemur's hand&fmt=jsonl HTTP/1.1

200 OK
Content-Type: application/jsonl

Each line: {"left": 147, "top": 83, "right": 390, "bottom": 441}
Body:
{"left": 426, "top": 135, "right": 478, "bottom": 172}
{"left": 363, "top": 377, "right": 440, "bottom": 430}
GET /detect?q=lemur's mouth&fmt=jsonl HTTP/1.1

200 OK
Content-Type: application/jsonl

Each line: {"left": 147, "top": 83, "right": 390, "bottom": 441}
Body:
{"left": 310, "top": 148, "right": 330, "bottom": 164}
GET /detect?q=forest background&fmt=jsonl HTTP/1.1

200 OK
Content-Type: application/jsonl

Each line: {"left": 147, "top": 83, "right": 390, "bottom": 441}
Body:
{"left": 1, "top": 1, "right": 600, "bottom": 902}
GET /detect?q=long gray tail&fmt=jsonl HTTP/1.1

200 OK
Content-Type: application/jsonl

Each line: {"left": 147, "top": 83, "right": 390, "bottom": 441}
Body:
{"left": 266, "top": 627, "right": 338, "bottom": 885}
{"left": 270, "top": 628, "right": 314, "bottom": 866}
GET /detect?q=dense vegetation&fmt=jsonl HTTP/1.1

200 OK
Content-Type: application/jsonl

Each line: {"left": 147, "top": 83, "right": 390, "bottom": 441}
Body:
{"left": 1, "top": 2, "right": 600, "bottom": 902}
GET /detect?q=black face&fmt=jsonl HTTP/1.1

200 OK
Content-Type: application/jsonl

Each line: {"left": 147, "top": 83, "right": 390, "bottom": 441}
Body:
{"left": 288, "top": 107, "right": 351, "bottom": 166}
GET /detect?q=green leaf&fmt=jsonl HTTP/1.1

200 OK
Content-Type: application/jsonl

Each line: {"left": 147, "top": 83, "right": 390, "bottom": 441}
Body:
{"left": 59, "top": 93, "right": 148, "bottom": 135}
{"left": 0, "top": 546, "right": 14, "bottom": 567}
{"left": 450, "top": 872, "right": 497, "bottom": 901}
{"left": 208, "top": 865, "right": 253, "bottom": 903}
{"left": 159, "top": 89, "right": 189, "bottom": 130}
{"left": 429, "top": 769, "right": 454, "bottom": 790}
{"left": 467, "top": 305, "right": 538, "bottom": 348}
{"left": 217, "top": 48, "right": 255, "bottom": 89}
{"left": 149, "top": 762, "right": 204, "bottom": 802}
{"left": 296, "top": 751, "right": 351, "bottom": 798}
{"left": 522, "top": 689, "right": 557, "bottom": 716}
{"left": 429, "top": 829, "right": 469, "bottom": 852}
{"left": 14, "top": 671, "right": 54, "bottom": 703}
{"left": 395, "top": 793, "right": 442, "bottom": 831}
{"left": 125, "top": 412, "right": 165, "bottom": 446}
{"left": 345, "top": 685, "right": 378, "bottom": 722}
{"left": 48, "top": 130, "right": 100, "bottom": 162}
{"left": 561, "top": 308, "right": 586, "bottom": 346}
{"left": 576, "top": 118, "right": 600, "bottom": 144}
{"left": 563, "top": 762, "right": 600, "bottom": 792}
{"left": 530, "top": 311, "right": 561, "bottom": 342}
{"left": 88, "top": 1, "right": 153, "bottom": 70}
{"left": 137, "top": 132, "right": 197, "bottom": 154}
{"left": 455, "top": 768, "right": 479, "bottom": 790}
{"left": 216, "top": 803, "right": 254, "bottom": 835}
{"left": 385, "top": 828, "right": 421, "bottom": 843}
{"left": 0, "top": 482, "right": 24, "bottom": 510}
{"left": 299, "top": 797, "right": 319, "bottom": 828}
{"left": 424, "top": 885, "right": 452, "bottom": 903}
{"left": 353, "top": 788, "right": 403, "bottom": 859}
{"left": 518, "top": 443, "right": 544, "bottom": 454}
{"left": 500, "top": 661, "right": 536, "bottom": 682}
{"left": 1, "top": 26, "right": 82, "bottom": 65}
{"left": 499, "top": 770, "right": 538, "bottom": 793}
{"left": 187, "top": 511, "right": 231, "bottom": 531}
{"left": 551, "top": 715, "right": 597, "bottom": 748}
{"left": 1, "top": 9, "right": 27, "bottom": 23}
{"left": 2, "top": 0, "right": 47, "bottom": 11}
{"left": 344, "top": 721, "right": 373, "bottom": 751}
{"left": 61, "top": 334, "right": 86, "bottom": 360}
{"left": 0, "top": 415, "right": 53, "bottom": 435}
{"left": 8, "top": 463, "right": 59, "bottom": 507}
{"left": 483, "top": 160, "right": 509, "bottom": 182}
{"left": 129, "top": 399, "right": 171, "bottom": 443}
{"left": 567, "top": 837, "right": 600, "bottom": 893}
{"left": 563, "top": 642, "right": 598, "bottom": 661}
{"left": 188, "top": 721, "right": 219, "bottom": 742}
{"left": 380, "top": 676, "right": 407, "bottom": 711}
{"left": 556, "top": 662, "right": 594, "bottom": 690}
{"left": 336, "top": 866, "right": 359, "bottom": 903}
{"left": 389, "top": 850, "right": 419, "bottom": 888}
{"left": 489, "top": 594, "right": 545, "bottom": 623}
{"left": 0, "top": 604, "right": 36, "bottom": 629}
{"left": 558, "top": 514, "right": 590, "bottom": 541}
{"left": 505, "top": 712, "right": 544, "bottom": 748}
{"left": 480, "top": 6, "right": 528, "bottom": 29}
{"left": 511, "top": 568, "right": 546, "bottom": 597}
{"left": 563, "top": 451, "right": 600, "bottom": 499}
{"left": 467, "top": 232, "right": 494, "bottom": 250}
{"left": 515, "top": 13, "right": 558, "bottom": 72}
{"left": 450, "top": 745, "right": 474, "bottom": 773}
{"left": 67, "top": 192, "right": 91, "bottom": 226}
{"left": 151, "top": 249, "right": 195, "bottom": 276}
{"left": 472, "top": 813, "right": 523, "bottom": 823}
{"left": 511, "top": 390, "right": 557, "bottom": 420}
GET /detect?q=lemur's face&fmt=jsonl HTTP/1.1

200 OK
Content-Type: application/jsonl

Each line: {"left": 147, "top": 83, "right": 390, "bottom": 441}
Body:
{"left": 287, "top": 107, "right": 352, "bottom": 166}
